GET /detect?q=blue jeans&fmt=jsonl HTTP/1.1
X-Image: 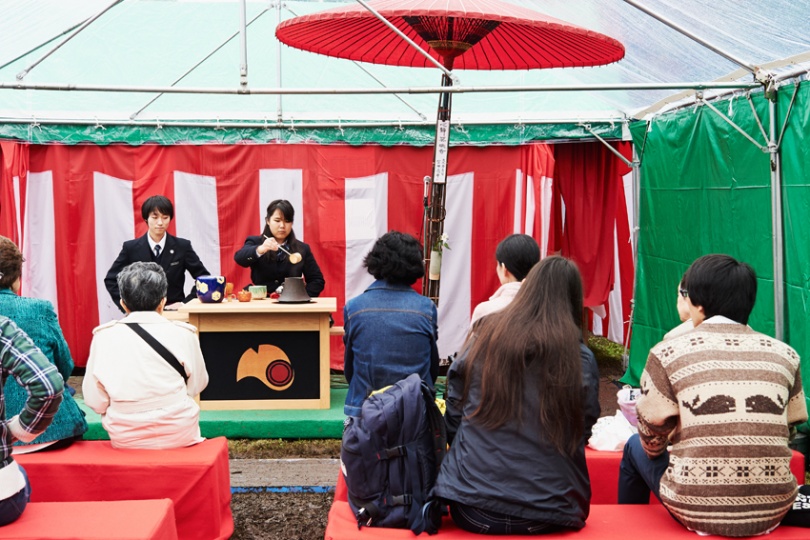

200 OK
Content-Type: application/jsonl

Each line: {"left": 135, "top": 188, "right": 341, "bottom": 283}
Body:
{"left": 449, "top": 501, "right": 561, "bottom": 535}
{"left": 0, "top": 465, "right": 31, "bottom": 527}
{"left": 618, "top": 434, "right": 668, "bottom": 504}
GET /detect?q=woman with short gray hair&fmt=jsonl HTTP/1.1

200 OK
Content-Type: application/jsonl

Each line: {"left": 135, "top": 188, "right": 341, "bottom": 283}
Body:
{"left": 117, "top": 261, "right": 169, "bottom": 312}
{"left": 83, "top": 262, "right": 209, "bottom": 449}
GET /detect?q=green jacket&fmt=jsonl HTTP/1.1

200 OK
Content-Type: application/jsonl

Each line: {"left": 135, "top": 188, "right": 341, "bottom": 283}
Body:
{"left": 0, "top": 288, "right": 87, "bottom": 446}
{"left": 1, "top": 316, "right": 63, "bottom": 462}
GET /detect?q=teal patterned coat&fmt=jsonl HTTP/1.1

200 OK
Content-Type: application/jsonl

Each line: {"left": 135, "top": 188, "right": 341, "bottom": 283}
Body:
{"left": 0, "top": 288, "right": 87, "bottom": 445}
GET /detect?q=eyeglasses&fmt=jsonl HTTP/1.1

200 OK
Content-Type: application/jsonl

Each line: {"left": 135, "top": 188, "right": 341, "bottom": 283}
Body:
{"left": 679, "top": 288, "right": 688, "bottom": 298}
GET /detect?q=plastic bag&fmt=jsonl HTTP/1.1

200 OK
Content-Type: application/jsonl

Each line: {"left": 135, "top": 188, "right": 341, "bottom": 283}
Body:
{"left": 617, "top": 386, "right": 640, "bottom": 427}
{"left": 588, "top": 410, "right": 637, "bottom": 452}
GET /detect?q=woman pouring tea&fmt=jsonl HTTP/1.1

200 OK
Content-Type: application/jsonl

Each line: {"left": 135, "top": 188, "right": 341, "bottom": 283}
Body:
{"left": 234, "top": 199, "right": 325, "bottom": 297}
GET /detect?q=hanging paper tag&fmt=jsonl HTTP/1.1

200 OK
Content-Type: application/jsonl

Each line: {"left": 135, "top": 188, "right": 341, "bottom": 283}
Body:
{"left": 432, "top": 120, "right": 450, "bottom": 184}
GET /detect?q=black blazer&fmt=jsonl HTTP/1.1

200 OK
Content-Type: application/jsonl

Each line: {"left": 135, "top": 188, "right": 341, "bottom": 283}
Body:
{"left": 104, "top": 233, "right": 210, "bottom": 310}
{"left": 234, "top": 236, "right": 325, "bottom": 297}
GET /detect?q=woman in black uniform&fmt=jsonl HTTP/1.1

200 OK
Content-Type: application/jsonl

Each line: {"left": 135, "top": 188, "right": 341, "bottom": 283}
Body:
{"left": 234, "top": 199, "right": 325, "bottom": 297}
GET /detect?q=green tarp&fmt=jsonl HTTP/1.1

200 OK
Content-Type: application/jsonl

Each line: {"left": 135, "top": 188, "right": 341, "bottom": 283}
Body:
{"left": 624, "top": 81, "right": 810, "bottom": 431}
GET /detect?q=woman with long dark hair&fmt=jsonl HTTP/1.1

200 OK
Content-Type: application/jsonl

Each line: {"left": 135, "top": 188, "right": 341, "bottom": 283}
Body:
{"left": 435, "top": 256, "right": 600, "bottom": 535}
{"left": 234, "top": 199, "right": 325, "bottom": 297}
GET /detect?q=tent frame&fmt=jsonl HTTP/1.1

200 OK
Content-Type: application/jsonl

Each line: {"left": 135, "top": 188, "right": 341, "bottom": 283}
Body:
{"left": 3, "top": 0, "right": 809, "bottom": 342}
{"left": 621, "top": 0, "right": 804, "bottom": 342}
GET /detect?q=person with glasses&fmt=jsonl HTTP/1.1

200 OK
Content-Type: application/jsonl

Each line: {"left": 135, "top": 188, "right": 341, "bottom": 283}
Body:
{"left": 618, "top": 254, "right": 808, "bottom": 535}
{"left": 663, "top": 273, "right": 694, "bottom": 340}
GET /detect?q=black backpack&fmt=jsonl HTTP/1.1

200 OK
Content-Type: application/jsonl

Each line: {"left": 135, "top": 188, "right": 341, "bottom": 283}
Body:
{"left": 341, "top": 373, "right": 447, "bottom": 534}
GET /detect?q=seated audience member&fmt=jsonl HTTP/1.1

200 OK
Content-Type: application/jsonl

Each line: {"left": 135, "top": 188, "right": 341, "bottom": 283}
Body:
{"left": 343, "top": 231, "right": 438, "bottom": 417}
{"left": 0, "top": 316, "right": 63, "bottom": 526}
{"left": 619, "top": 254, "right": 809, "bottom": 536}
{"left": 469, "top": 234, "right": 540, "bottom": 329}
{"left": 662, "top": 273, "right": 693, "bottom": 340}
{"left": 0, "top": 236, "right": 87, "bottom": 451}
{"left": 436, "top": 256, "right": 600, "bottom": 535}
{"left": 83, "top": 262, "right": 209, "bottom": 449}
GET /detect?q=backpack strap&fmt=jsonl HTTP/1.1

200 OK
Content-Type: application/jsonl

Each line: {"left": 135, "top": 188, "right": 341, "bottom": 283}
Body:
{"left": 123, "top": 322, "right": 189, "bottom": 383}
{"left": 421, "top": 381, "right": 448, "bottom": 471}
{"left": 410, "top": 382, "right": 448, "bottom": 535}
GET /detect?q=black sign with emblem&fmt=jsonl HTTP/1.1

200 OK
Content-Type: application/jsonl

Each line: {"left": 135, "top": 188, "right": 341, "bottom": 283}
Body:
{"left": 199, "top": 330, "right": 320, "bottom": 401}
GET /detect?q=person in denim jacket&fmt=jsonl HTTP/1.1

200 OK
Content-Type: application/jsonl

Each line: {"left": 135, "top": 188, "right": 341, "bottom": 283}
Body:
{"left": 343, "top": 231, "right": 439, "bottom": 417}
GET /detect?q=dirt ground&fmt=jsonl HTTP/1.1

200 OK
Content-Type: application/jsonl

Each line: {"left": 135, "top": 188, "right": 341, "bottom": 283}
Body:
{"left": 231, "top": 492, "right": 334, "bottom": 540}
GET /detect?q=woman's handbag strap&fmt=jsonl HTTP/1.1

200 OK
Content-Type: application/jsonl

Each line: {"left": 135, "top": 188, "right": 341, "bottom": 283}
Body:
{"left": 123, "top": 322, "right": 189, "bottom": 383}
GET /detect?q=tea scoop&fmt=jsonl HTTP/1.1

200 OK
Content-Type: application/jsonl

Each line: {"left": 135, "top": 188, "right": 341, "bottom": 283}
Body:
{"left": 264, "top": 235, "right": 303, "bottom": 264}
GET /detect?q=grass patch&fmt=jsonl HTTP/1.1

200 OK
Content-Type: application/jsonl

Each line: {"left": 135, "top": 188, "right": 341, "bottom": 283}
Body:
{"left": 229, "top": 438, "right": 342, "bottom": 459}
{"left": 587, "top": 334, "right": 627, "bottom": 379}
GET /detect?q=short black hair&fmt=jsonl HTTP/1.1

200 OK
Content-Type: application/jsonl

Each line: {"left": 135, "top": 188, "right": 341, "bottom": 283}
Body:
{"left": 261, "top": 199, "right": 298, "bottom": 244}
{"left": 141, "top": 195, "right": 174, "bottom": 221}
{"left": 364, "top": 231, "right": 424, "bottom": 286}
{"left": 495, "top": 234, "right": 540, "bottom": 281}
{"left": 685, "top": 254, "right": 756, "bottom": 324}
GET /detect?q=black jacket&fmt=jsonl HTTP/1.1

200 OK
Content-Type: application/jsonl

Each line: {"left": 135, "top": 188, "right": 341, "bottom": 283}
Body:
{"left": 104, "top": 233, "right": 210, "bottom": 310}
{"left": 436, "top": 343, "right": 600, "bottom": 529}
{"left": 233, "top": 236, "right": 325, "bottom": 297}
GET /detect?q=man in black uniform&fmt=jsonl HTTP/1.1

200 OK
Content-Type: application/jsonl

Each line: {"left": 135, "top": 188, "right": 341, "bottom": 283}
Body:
{"left": 104, "top": 195, "right": 209, "bottom": 311}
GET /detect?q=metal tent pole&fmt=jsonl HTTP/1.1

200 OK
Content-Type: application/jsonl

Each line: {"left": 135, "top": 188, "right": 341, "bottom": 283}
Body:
{"left": 769, "top": 96, "right": 784, "bottom": 340}
{"left": 353, "top": 0, "right": 455, "bottom": 80}
{"left": 621, "top": 0, "right": 757, "bottom": 74}
{"left": 239, "top": 0, "right": 249, "bottom": 88}
{"left": 275, "top": 0, "right": 283, "bottom": 121}
{"left": 130, "top": 8, "right": 271, "bottom": 120}
{"left": 16, "top": 0, "right": 124, "bottom": 80}
{"left": 625, "top": 151, "right": 641, "bottom": 371}
{"left": 0, "top": 81, "right": 758, "bottom": 96}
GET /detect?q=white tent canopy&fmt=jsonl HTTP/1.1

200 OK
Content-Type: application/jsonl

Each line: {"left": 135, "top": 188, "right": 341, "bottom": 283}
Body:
{"left": 0, "top": 0, "right": 808, "bottom": 144}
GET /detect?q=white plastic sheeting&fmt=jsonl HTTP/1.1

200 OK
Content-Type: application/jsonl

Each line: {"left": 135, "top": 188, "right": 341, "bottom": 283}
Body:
{"left": 0, "top": 0, "right": 807, "bottom": 132}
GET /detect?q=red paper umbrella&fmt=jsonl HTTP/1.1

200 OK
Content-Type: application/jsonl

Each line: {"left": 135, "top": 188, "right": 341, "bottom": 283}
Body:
{"left": 276, "top": 0, "right": 624, "bottom": 70}
{"left": 277, "top": 0, "right": 624, "bottom": 305}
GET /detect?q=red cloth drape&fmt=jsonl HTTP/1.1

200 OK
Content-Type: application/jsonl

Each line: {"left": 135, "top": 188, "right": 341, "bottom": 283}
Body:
{"left": 554, "top": 141, "right": 632, "bottom": 307}
{"left": 0, "top": 141, "right": 29, "bottom": 244}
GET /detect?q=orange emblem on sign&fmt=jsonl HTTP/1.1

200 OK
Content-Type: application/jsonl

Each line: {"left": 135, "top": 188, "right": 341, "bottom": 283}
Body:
{"left": 236, "top": 344, "right": 295, "bottom": 391}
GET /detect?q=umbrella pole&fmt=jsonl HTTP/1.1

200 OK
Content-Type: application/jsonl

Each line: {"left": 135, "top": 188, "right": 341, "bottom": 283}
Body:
{"left": 423, "top": 73, "right": 453, "bottom": 305}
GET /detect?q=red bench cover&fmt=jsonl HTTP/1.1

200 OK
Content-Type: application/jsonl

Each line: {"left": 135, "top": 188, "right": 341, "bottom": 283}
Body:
{"left": 585, "top": 448, "right": 805, "bottom": 504}
{"left": 15, "top": 437, "right": 233, "bottom": 540}
{"left": 0, "top": 499, "right": 178, "bottom": 540}
{"left": 325, "top": 501, "right": 808, "bottom": 540}
{"left": 334, "top": 448, "right": 805, "bottom": 505}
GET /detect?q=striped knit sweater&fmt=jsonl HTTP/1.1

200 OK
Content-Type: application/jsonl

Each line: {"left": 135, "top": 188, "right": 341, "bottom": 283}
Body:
{"left": 637, "top": 319, "right": 808, "bottom": 537}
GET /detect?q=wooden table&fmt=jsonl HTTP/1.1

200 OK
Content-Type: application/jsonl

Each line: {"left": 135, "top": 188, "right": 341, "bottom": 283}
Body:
{"left": 178, "top": 298, "right": 336, "bottom": 410}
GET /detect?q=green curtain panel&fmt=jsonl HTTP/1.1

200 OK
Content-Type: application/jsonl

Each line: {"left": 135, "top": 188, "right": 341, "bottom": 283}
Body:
{"left": 779, "top": 81, "right": 810, "bottom": 432}
{"left": 624, "top": 94, "right": 774, "bottom": 375}
{"left": 624, "top": 82, "right": 810, "bottom": 431}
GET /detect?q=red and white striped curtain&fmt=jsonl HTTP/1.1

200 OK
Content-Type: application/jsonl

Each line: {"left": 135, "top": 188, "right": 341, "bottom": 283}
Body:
{"left": 0, "top": 141, "right": 633, "bottom": 369}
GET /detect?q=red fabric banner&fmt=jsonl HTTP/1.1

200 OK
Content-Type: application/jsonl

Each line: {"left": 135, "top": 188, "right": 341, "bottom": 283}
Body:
{"left": 0, "top": 142, "right": 633, "bottom": 368}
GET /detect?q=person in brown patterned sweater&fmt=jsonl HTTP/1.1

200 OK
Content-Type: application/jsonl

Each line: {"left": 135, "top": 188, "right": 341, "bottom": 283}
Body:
{"left": 618, "top": 254, "right": 809, "bottom": 537}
